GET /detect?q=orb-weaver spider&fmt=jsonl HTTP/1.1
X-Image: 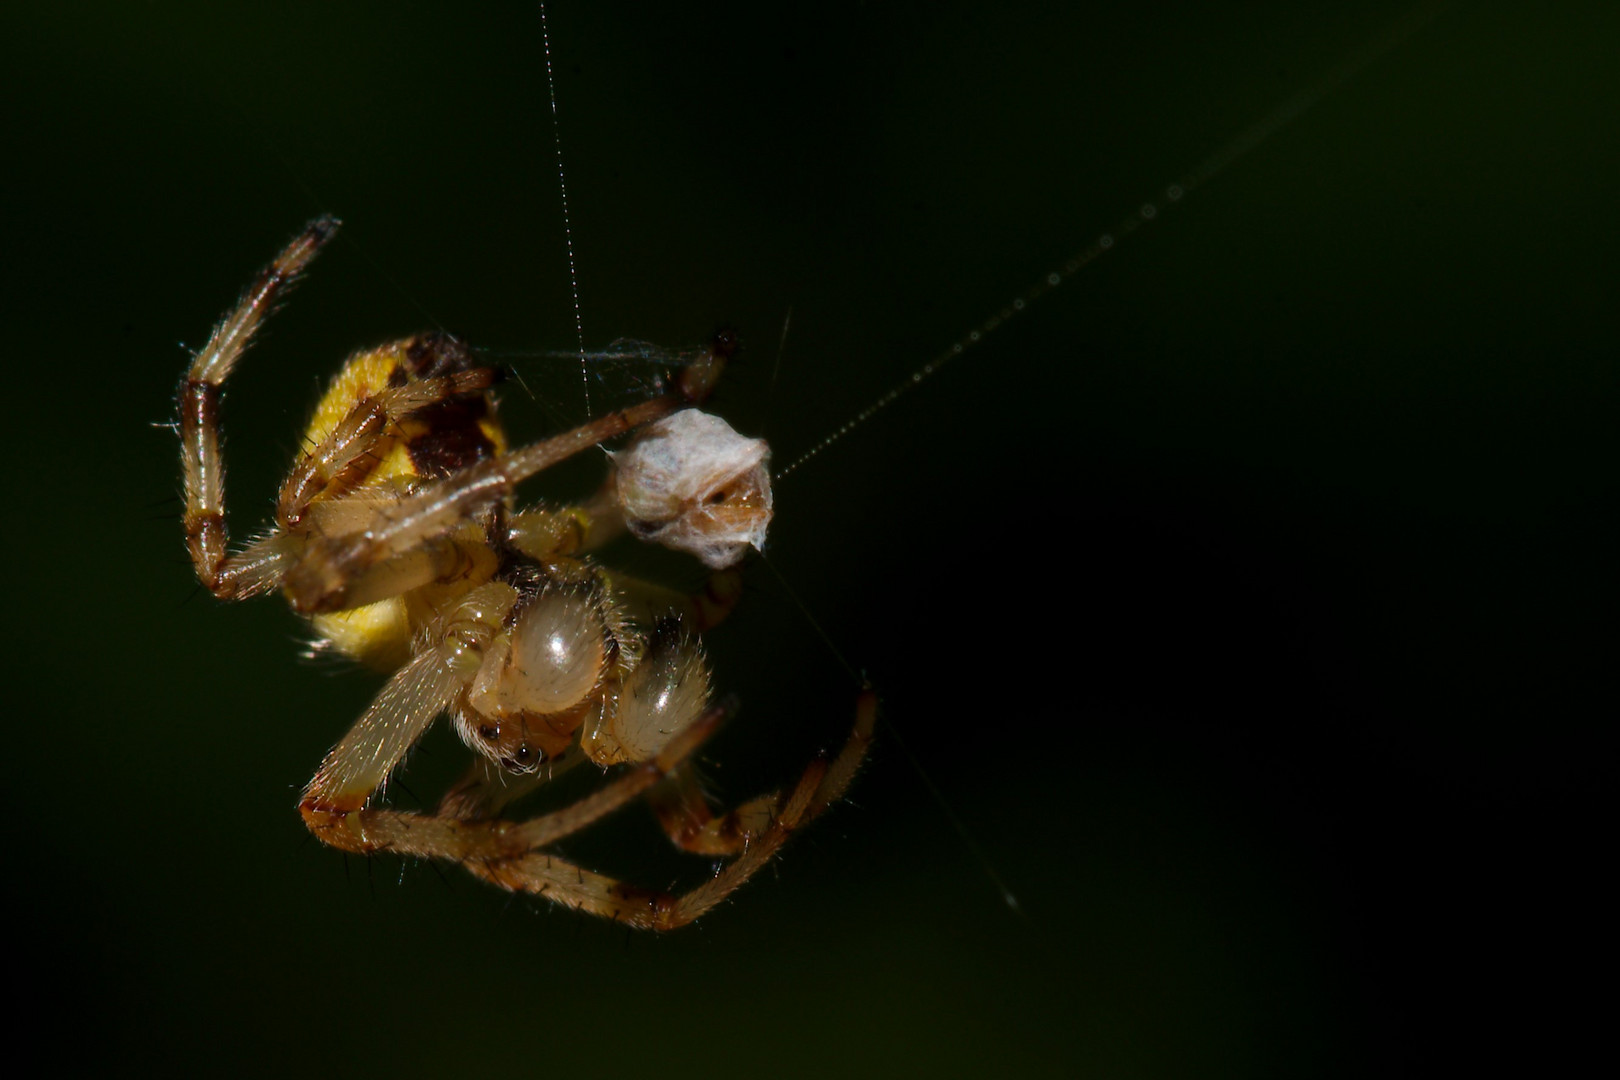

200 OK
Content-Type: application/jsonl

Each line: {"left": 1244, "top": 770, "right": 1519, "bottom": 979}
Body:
{"left": 178, "top": 216, "right": 874, "bottom": 929}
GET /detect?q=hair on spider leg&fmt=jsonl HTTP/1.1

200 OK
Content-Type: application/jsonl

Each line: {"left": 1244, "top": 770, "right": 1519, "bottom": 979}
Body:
{"left": 294, "top": 824, "right": 319, "bottom": 854}
{"left": 491, "top": 353, "right": 537, "bottom": 407}
{"left": 173, "top": 581, "right": 211, "bottom": 611}
{"left": 424, "top": 858, "right": 454, "bottom": 891}
{"left": 388, "top": 776, "right": 427, "bottom": 812}
{"left": 495, "top": 875, "right": 524, "bottom": 918}
{"left": 143, "top": 490, "right": 184, "bottom": 511}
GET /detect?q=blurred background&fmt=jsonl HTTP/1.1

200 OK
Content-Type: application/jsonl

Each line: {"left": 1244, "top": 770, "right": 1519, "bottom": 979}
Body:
{"left": 2, "top": 2, "right": 1611, "bottom": 1074}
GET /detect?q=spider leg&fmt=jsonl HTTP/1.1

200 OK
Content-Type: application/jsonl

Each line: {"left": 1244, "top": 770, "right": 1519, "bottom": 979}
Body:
{"left": 298, "top": 580, "right": 516, "bottom": 848}
{"left": 277, "top": 365, "right": 498, "bottom": 529}
{"left": 650, "top": 683, "right": 877, "bottom": 857}
{"left": 646, "top": 769, "right": 782, "bottom": 856}
{"left": 180, "top": 217, "right": 339, "bottom": 600}
{"left": 436, "top": 743, "right": 591, "bottom": 822}
{"left": 467, "top": 689, "right": 877, "bottom": 929}
{"left": 304, "top": 692, "right": 732, "bottom": 861}
{"left": 283, "top": 381, "right": 710, "bottom": 615}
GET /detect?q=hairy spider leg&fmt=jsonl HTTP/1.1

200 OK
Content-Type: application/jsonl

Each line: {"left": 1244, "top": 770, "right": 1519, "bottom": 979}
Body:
{"left": 463, "top": 689, "right": 877, "bottom": 929}
{"left": 280, "top": 377, "right": 711, "bottom": 615}
{"left": 297, "top": 586, "right": 735, "bottom": 860}
{"left": 180, "top": 216, "right": 340, "bottom": 599}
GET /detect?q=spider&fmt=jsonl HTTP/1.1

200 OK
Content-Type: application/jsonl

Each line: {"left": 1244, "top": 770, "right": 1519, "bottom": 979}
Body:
{"left": 178, "top": 216, "right": 874, "bottom": 929}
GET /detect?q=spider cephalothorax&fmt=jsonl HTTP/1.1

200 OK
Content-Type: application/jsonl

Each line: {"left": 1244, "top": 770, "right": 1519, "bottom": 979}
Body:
{"left": 179, "top": 217, "right": 872, "bottom": 929}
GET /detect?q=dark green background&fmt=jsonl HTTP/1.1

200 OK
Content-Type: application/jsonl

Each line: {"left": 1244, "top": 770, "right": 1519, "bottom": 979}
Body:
{"left": 3, "top": 2, "right": 1610, "bottom": 1075}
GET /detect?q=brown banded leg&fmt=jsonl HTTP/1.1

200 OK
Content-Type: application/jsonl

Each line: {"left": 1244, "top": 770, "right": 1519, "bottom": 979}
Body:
{"left": 469, "top": 689, "right": 877, "bottom": 929}
{"left": 277, "top": 366, "right": 498, "bottom": 529}
{"left": 284, "top": 389, "right": 699, "bottom": 615}
{"left": 646, "top": 769, "right": 782, "bottom": 856}
{"left": 436, "top": 745, "right": 590, "bottom": 822}
{"left": 304, "top": 693, "right": 732, "bottom": 863}
{"left": 650, "top": 682, "right": 877, "bottom": 857}
{"left": 279, "top": 331, "right": 737, "bottom": 616}
{"left": 298, "top": 581, "right": 519, "bottom": 849}
{"left": 180, "top": 216, "right": 340, "bottom": 600}
{"left": 298, "top": 577, "right": 735, "bottom": 859}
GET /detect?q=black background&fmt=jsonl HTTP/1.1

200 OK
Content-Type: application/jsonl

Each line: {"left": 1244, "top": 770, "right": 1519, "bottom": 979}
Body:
{"left": 3, "top": 2, "right": 1611, "bottom": 1075}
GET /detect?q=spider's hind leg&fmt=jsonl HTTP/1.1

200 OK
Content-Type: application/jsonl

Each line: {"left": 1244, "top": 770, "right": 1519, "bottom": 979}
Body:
{"left": 468, "top": 689, "right": 877, "bottom": 929}
{"left": 652, "top": 685, "right": 877, "bottom": 858}
{"left": 646, "top": 768, "right": 783, "bottom": 856}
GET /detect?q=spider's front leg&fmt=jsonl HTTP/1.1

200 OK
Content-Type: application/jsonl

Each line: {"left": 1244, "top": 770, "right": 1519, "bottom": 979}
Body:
{"left": 180, "top": 217, "right": 339, "bottom": 600}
